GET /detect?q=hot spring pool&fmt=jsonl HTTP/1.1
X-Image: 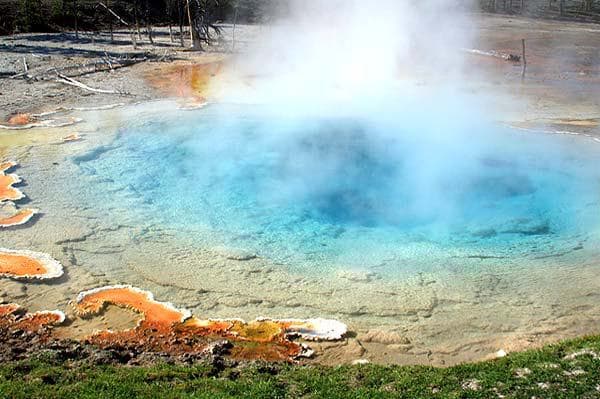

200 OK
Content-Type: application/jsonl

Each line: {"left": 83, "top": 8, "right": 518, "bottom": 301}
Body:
{"left": 7, "top": 99, "right": 595, "bottom": 363}
{"left": 73, "top": 103, "right": 600, "bottom": 279}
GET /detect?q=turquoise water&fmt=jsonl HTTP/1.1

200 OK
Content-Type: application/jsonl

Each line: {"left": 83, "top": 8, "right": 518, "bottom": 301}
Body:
{"left": 73, "top": 103, "right": 600, "bottom": 277}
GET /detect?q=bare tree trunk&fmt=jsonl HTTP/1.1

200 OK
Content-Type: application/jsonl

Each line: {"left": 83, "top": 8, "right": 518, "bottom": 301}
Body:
{"left": 62, "top": 0, "right": 68, "bottom": 28}
{"left": 73, "top": 0, "right": 79, "bottom": 39}
{"left": 232, "top": 5, "right": 238, "bottom": 52}
{"left": 108, "top": 0, "right": 114, "bottom": 43}
{"left": 178, "top": 0, "right": 185, "bottom": 46}
{"left": 131, "top": 29, "right": 137, "bottom": 49}
{"left": 166, "top": 0, "right": 174, "bottom": 42}
{"left": 186, "top": 0, "right": 196, "bottom": 48}
{"left": 91, "top": 5, "right": 98, "bottom": 45}
{"left": 133, "top": 0, "right": 142, "bottom": 40}
{"left": 145, "top": 0, "right": 154, "bottom": 44}
{"left": 559, "top": 0, "right": 565, "bottom": 15}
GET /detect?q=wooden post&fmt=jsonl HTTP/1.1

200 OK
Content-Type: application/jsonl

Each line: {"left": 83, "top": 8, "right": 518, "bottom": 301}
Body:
{"left": 521, "top": 38, "right": 527, "bottom": 81}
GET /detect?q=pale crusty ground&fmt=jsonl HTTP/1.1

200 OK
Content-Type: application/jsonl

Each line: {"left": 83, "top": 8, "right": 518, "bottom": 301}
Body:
{"left": 0, "top": 24, "right": 262, "bottom": 120}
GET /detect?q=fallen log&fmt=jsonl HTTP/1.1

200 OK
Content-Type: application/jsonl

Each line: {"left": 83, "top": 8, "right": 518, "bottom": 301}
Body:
{"left": 463, "top": 48, "right": 521, "bottom": 62}
{"left": 10, "top": 57, "right": 32, "bottom": 80}
{"left": 33, "top": 56, "right": 147, "bottom": 81}
{"left": 55, "top": 73, "right": 129, "bottom": 95}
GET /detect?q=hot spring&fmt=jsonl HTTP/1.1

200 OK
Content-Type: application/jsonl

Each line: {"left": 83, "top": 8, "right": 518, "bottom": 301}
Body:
{"left": 73, "top": 101, "right": 600, "bottom": 280}
{"left": 3, "top": 91, "right": 595, "bottom": 363}
{"left": 2, "top": 0, "right": 600, "bottom": 368}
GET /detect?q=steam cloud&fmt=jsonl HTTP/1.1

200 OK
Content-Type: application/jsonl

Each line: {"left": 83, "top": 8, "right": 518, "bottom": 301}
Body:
{"left": 193, "top": 0, "right": 550, "bottom": 235}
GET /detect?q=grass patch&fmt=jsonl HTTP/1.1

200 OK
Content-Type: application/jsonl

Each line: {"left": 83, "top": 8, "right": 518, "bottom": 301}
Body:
{"left": 1, "top": 335, "right": 600, "bottom": 398}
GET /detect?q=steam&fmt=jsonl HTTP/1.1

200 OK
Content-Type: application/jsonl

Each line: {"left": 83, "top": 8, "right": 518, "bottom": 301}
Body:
{"left": 194, "top": 0, "right": 531, "bottom": 235}
{"left": 216, "top": 0, "right": 477, "bottom": 103}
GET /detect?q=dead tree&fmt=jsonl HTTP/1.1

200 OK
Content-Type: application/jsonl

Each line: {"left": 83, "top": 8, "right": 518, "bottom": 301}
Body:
{"left": 177, "top": 0, "right": 185, "bottom": 46}
{"left": 186, "top": 0, "right": 195, "bottom": 47}
{"left": 132, "top": 0, "right": 142, "bottom": 40}
{"left": 145, "top": 0, "right": 154, "bottom": 44}
{"left": 98, "top": 1, "right": 132, "bottom": 47}
{"left": 232, "top": 2, "right": 238, "bottom": 52}
{"left": 166, "top": 0, "right": 174, "bottom": 42}
{"left": 73, "top": 0, "right": 79, "bottom": 39}
{"left": 107, "top": 0, "right": 114, "bottom": 42}
{"left": 187, "top": 0, "right": 223, "bottom": 50}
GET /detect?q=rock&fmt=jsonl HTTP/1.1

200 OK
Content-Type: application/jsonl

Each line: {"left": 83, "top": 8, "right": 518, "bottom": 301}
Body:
{"left": 496, "top": 349, "right": 507, "bottom": 358}
{"left": 360, "top": 329, "right": 411, "bottom": 345}
{"left": 213, "top": 246, "right": 257, "bottom": 261}
{"left": 563, "top": 349, "right": 599, "bottom": 360}
{"left": 461, "top": 379, "right": 481, "bottom": 391}
{"left": 352, "top": 359, "right": 370, "bottom": 365}
{"left": 514, "top": 368, "right": 531, "bottom": 378}
{"left": 563, "top": 369, "right": 586, "bottom": 377}
{"left": 336, "top": 270, "right": 379, "bottom": 283}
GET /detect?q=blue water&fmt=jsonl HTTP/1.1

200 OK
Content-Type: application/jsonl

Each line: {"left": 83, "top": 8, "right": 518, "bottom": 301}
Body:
{"left": 74, "top": 103, "right": 600, "bottom": 277}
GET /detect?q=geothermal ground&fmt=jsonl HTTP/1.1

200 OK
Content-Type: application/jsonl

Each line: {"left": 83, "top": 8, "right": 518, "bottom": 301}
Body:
{"left": 0, "top": 14, "right": 599, "bottom": 367}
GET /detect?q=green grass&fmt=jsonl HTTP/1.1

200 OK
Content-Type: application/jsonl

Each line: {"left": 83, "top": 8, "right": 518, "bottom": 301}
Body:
{"left": 1, "top": 335, "right": 600, "bottom": 398}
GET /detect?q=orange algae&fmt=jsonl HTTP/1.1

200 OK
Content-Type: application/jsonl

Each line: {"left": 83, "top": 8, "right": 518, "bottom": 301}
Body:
{"left": 0, "top": 173, "right": 24, "bottom": 202}
{"left": 6, "top": 113, "right": 32, "bottom": 126}
{"left": 73, "top": 286, "right": 346, "bottom": 361}
{"left": 145, "top": 61, "right": 224, "bottom": 101}
{"left": 0, "top": 249, "right": 63, "bottom": 280}
{"left": 179, "top": 317, "right": 307, "bottom": 360}
{"left": 0, "top": 303, "right": 65, "bottom": 333}
{"left": 0, "top": 303, "right": 20, "bottom": 317}
{"left": 74, "top": 285, "right": 191, "bottom": 327}
{"left": 0, "top": 208, "right": 37, "bottom": 227}
{"left": 13, "top": 310, "right": 65, "bottom": 332}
